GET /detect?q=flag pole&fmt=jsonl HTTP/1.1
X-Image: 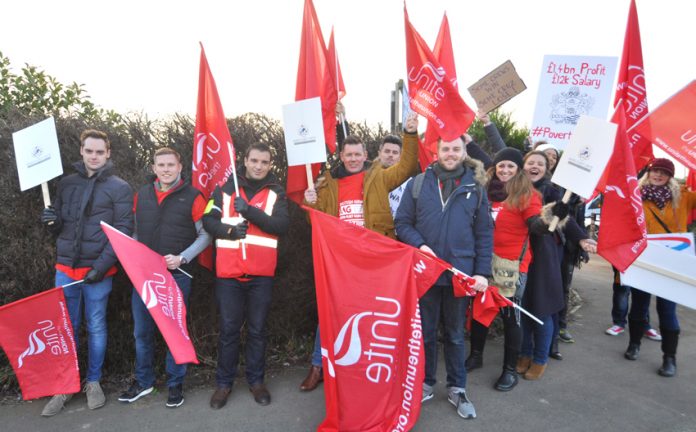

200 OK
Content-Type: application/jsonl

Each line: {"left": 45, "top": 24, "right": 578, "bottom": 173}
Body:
{"left": 227, "top": 142, "right": 247, "bottom": 260}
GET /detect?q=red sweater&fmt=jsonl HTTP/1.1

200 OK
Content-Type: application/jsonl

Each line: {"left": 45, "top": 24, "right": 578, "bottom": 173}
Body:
{"left": 492, "top": 193, "right": 542, "bottom": 273}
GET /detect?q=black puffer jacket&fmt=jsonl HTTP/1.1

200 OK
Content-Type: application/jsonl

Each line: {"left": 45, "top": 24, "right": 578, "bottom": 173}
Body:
{"left": 50, "top": 160, "right": 134, "bottom": 273}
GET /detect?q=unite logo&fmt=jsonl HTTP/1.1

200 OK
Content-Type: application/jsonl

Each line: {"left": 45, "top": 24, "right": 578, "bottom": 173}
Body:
{"left": 17, "top": 320, "right": 66, "bottom": 368}
{"left": 322, "top": 297, "right": 401, "bottom": 384}
{"left": 193, "top": 132, "right": 233, "bottom": 189}
{"left": 141, "top": 273, "right": 175, "bottom": 318}
{"left": 606, "top": 174, "right": 645, "bottom": 226}
{"left": 407, "top": 62, "right": 447, "bottom": 105}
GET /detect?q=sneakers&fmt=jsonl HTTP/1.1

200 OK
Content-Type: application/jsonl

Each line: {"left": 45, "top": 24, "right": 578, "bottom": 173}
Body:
{"left": 645, "top": 328, "right": 662, "bottom": 341}
{"left": 559, "top": 328, "right": 575, "bottom": 343}
{"left": 166, "top": 384, "right": 185, "bottom": 408}
{"left": 84, "top": 381, "right": 106, "bottom": 410}
{"left": 605, "top": 325, "right": 625, "bottom": 336}
{"left": 448, "top": 388, "right": 476, "bottom": 419}
{"left": 41, "top": 393, "right": 73, "bottom": 417}
{"left": 118, "top": 381, "right": 154, "bottom": 403}
{"left": 421, "top": 383, "right": 434, "bottom": 403}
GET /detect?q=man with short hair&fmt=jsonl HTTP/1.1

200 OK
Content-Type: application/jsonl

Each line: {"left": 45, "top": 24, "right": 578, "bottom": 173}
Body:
{"left": 203, "top": 143, "right": 289, "bottom": 410}
{"left": 395, "top": 135, "right": 493, "bottom": 420}
{"left": 378, "top": 134, "right": 403, "bottom": 168}
{"left": 118, "top": 147, "right": 210, "bottom": 408}
{"left": 299, "top": 114, "right": 419, "bottom": 391}
{"left": 40, "top": 129, "right": 134, "bottom": 416}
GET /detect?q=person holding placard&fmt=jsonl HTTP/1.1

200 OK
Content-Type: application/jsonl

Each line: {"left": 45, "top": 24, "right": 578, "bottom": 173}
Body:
{"left": 624, "top": 158, "right": 696, "bottom": 377}
{"left": 203, "top": 143, "right": 289, "bottom": 409}
{"left": 299, "top": 114, "right": 419, "bottom": 392}
{"left": 40, "top": 130, "right": 134, "bottom": 417}
{"left": 118, "top": 147, "right": 210, "bottom": 408}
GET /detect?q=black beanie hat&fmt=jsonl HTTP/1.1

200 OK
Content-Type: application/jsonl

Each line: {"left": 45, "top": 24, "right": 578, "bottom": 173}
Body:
{"left": 493, "top": 148, "right": 524, "bottom": 169}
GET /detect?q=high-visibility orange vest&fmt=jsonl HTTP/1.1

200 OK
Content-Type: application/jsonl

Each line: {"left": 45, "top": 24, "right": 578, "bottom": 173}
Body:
{"left": 215, "top": 188, "right": 279, "bottom": 278}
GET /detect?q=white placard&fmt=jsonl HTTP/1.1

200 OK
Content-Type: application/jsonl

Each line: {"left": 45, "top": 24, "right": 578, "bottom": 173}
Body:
{"left": 530, "top": 55, "right": 618, "bottom": 149}
{"left": 647, "top": 232, "right": 695, "bottom": 255}
{"left": 550, "top": 115, "right": 616, "bottom": 199}
{"left": 282, "top": 97, "right": 327, "bottom": 166}
{"left": 12, "top": 117, "right": 63, "bottom": 191}
{"left": 621, "top": 237, "right": 696, "bottom": 310}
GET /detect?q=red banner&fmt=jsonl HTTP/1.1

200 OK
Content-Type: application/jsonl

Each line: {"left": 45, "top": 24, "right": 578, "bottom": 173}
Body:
{"left": 688, "top": 170, "right": 696, "bottom": 225}
{"left": 633, "top": 81, "right": 696, "bottom": 171}
{"left": 0, "top": 288, "right": 79, "bottom": 400}
{"left": 101, "top": 222, "right": 198, "bottom": 364}
{"left": 289, "top": 0, "right": 338, "bottom": 204}
{"left": 472, "top": 286, "right": 513, "bottom": 327}
{"left": 307, "top": 207, "right": 449, "bottom": 432}
{"left": 597, "top": 108, "right": 648, "bottom": 272}
{"left": 614, "top": 0, "right": 653, "bottom": 171}
{"left": 327, "top": 27, "right": 346, "bottom": 101}
{"left": 404, "top": 6, "right": 474, "bottom": 142}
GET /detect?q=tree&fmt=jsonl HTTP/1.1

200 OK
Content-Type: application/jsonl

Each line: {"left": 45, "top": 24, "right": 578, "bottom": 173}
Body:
{"left": 467, "top": 109, "right": 529, "bottom": 153}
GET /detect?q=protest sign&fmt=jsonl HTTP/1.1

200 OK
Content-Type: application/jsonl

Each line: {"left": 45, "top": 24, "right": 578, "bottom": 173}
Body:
{"left": 530, "top": 55, "right": 618, "bottom": 149}
{"left": 12, "top": 117, "right": 63, "bottom": 207}
{"left": 282, "top": 97, "right": 327, "bottom": 190}
{"left": 467, "top": 60, "right": 527, "bottom": 113}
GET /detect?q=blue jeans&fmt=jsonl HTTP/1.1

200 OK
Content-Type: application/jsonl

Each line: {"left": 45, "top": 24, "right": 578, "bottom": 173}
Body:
{"left": 133, "top": 272, "right": 192, "bottom": 388}
{"left": 57, "top": 270, "right": 112, "bottom": 382}
{"left": 629, "top": 288, "right": 679, "bottom": 331}
{"left": 420, "top": 284, "right": 468, "bottom": 389}
{"left": 215, "top": 276, "right": 273, "bottom": 388}
{"left": 521, "top": 314, "right": 554, "bottom": 365}
{"left": 311, "top": 325, "right": 322, "bottom": 367}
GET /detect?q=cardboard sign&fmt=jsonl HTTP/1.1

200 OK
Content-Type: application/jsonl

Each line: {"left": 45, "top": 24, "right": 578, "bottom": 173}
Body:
{"left": 467, "top": 60, "right": 526, "bottom": 113}
{"left": 551, "top": 115, "right": 617, "bottom": 199}
{"left": 282, "top": 97, "right": 327, "bottom": 167}
{"left": 633, "top": 80, "right": 696, "bottom": 171}
{"left": 12, "top": 117, "right": 63, "bottom": 191}
{"left": 530, "top": 55, "right": 618, "bottom": 149}
{"left": 621, "top": 239, "right": 696, "bottom": 310}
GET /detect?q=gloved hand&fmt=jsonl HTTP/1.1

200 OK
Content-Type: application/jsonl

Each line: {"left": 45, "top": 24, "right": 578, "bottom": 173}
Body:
{"left": 551, "top": 201, "right": 570, "bottom": 220}
{"left": 234, "top": 197, "right": 249, "bottom": 214}
{"left": 83, "top": 268, "right": 105, "bottom": 284}
{"left": 227, "top": 221, "right": 249, "bottom": 240}
{"left": 41, "top": 206, "right": 58, "bottom": 226}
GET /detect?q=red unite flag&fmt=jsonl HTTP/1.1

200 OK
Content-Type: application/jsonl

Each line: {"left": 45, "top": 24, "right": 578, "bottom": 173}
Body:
{"left": 614, "top": 0, "right": 653, "bottom": 171}
{"left": 404, "top": 6, "right": 475, "bottom": 142}
{"left": 0, "top": 288, "right": 80, "bottom": 400}
{"left": 101, "top": 222, "right": 198, "bottom": 364}
{"left": 633, "top": 81, "right": 696, "bottom": 171}
{"left": 597, "top": 108, "right": 648, "bottom": 272}
{"left": 422, "top": 13, "right": 459, "bottom": 163}
{"left": 289, "top": 0, "right": 338, "bottom": 204}
{"left": 471, "top": 286, "right": 513, "bottom": 327}
{"left": 307, "top": 207, "right": 449, "bottom": 432}
{"left": 327, "top": 27, "right": 346, "bottom": 100}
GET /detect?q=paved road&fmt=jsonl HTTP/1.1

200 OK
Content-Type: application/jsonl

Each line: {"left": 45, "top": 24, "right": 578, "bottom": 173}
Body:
{"left": 2, "top": 257, "right": 695, "bottom": 431}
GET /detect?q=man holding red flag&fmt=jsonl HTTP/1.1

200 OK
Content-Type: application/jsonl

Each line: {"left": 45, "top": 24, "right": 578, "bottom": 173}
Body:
{"left": 118, "top": 147, "right": 210, "bottom": 408}
{"left": 39, "top": 129, "right": 133, "bottom": 416}
{"left": 395, "top": 130, "right": 492, "bottom": 419}
{"left": 203, "top": 143, "right": 289, "bottom": 409}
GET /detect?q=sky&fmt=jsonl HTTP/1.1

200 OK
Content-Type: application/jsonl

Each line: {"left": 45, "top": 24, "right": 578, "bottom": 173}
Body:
{"left": 1, "top": 0, "right": 694, "bottom": 174}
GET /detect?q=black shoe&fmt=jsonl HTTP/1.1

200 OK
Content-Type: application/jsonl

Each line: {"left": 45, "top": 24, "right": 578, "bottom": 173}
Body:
{"left": 549, "top": 351, "right": 563, "bottom": 360}
{"left": 465, "top": 351, "right": 483, "bottom": 371}
{"left": 624, "top": 343, "right": 640, "bottom": 361}
{"left": 166, "top": 384, "right": 184, "bottom": 408}
{"left": 658, "top": 356, "right": 676, "bottom": 377}
{"left": 118, "top": 381, "right": 154, "bottom": 403}
{"left": 494, "top": 368, "right": 518, "bottom": 392}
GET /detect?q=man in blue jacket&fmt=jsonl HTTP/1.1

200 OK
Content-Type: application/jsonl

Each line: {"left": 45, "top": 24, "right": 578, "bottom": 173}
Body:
{"left": 395, "top": 135, "right": 493, "bottom": 420}
{"left": 40, "top": 129, "right": 134, "bottom": 416}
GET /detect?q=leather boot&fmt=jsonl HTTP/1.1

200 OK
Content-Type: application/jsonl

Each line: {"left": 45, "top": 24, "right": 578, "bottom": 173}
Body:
{"left": 299, "top": 365, "right": 323, "bottom": 391}
{"left": 658, "top": 328, "right": 679, "bottom": 377}
{"left": 494, "top": 366, "right": 518, "bottom": 392}
{"left": 523, "top": 362, "right": 546, "bottom": 380}
{"left": 516, "top": 356, "right": 532, "bottom": 374}
{"left": 624, "top": 343, "right": 640, "bottom": 360}
{"left": 466, "top": 321, "right": 487, "bottom": 371}
{"left": 624, "top": 319, "right": 644, "bottom": 360}
{"left": 549, "top": 337, "right": 563, "bottom": 360}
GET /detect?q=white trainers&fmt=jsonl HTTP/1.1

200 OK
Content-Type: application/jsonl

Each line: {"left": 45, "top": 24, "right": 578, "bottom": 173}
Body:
{"left": 421, "top": 383, "right": 434, "bottom": 402}
{"left": 41, "top": 393, "right": 73, "bottom": 417}
{"left": 84, "top": 381, "right": 106, "bottom": 410}
{"left": 645, "top": 328, "right": 662, "bottom": 341}
{"left": 448, "top": 388, "right": 476, "bottom": 419}
{"left": 605, "top": 325, "right": 625, "bottom": 336}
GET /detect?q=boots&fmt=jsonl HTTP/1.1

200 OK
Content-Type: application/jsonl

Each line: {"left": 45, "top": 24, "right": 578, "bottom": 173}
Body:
{"left": 658, "top": 328, "right": 679, "bottom": 377}
{"left": 549, "top": 337, "right": 563, "bottom": 360}
{"left": 466, "top": 321, "right": 488, "bottom": 371}
{"left": 494, "top": 366, "right": 518, "bottom": 391}
{"left": 524, "top": 362, "right": 546, "bottom": 380}
{"left": 516, "top": 357, "right": 532, "bottom": 374}
{"left": 495, "top": 315, "right": 521, "bottom": 391}
{"left": 624, "top": 319, "right": 644, "bottom": 360}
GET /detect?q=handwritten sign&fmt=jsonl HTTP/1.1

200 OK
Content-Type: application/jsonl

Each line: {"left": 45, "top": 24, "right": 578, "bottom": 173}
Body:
{"left": 467, "top": 60, "right": 526, "bottom": 113}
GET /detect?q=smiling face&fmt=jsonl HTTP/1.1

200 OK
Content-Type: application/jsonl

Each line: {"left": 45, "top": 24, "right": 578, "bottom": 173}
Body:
{"left": 648, "top": 168, "right": 671, "bottom": 187}
{"left": 378, "top": 143, "right": 401, "bottom": 168}
{"left": 495, "top": 160, "right": 518, "bottom": 183}
{"left": 153, "top": 153, "right": 182, "bottom": 189}
{"left": 340, "top": 143, "right": 367, "bottom": 174}
{"left": 544, "top": 149, "right": 558, "bottom": 171}
{"left": 80, "top": 137, "right": 110, "bottom": 176}
{"left": 244, "top": 149, "right": 272, "bottom": 180}
{"left": 437, "top": 137, "right": 466, "bottom": 171}
{"left": 524, "top": 154, "right": 548, "bottom": 182}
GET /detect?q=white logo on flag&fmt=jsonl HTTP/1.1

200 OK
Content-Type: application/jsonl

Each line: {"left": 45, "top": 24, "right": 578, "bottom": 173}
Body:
{"left": 17, "top": 329, "right": 46, "bottom": 368}
{"left": 141, "top": 273, "right": 167, "bottom": 309}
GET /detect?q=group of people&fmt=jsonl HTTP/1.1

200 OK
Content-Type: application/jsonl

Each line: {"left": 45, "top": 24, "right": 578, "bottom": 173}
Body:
{"left": 37, "top": 110, "right": 688, "bottom": 424}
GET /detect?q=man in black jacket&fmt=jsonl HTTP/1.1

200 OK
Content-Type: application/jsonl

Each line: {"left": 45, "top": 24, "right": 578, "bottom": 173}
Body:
{"left": 118, "top": 147, "right": 211, "bottom": 408}
{"left": 203, "top": 143, "right": 289, "bottom": 410}
{"left": 40, "top": 129, "right": 133, "bottom": 416}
